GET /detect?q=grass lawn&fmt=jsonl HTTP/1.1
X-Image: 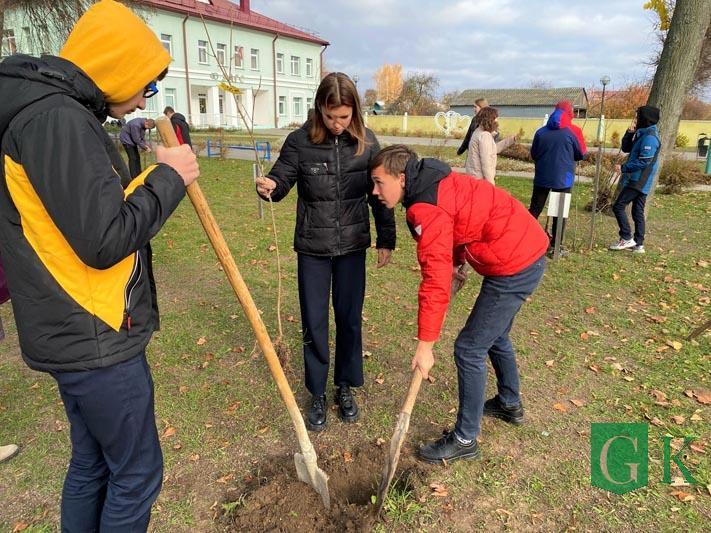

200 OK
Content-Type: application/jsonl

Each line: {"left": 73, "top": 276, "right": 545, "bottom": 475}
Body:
{"left": 0, "top": 157, "right": 709, "bottom": 531}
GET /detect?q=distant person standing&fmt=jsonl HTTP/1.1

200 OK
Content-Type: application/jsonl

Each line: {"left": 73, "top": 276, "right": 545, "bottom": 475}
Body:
{"left": 464, "top": 107, "right": 517, "bottom": 185}
{"left": 164, "top": 106, "right": 192, "bottom": 148}
{"left": 609, "top": 105, "right": 661, "bottom": 254}
{"left": 529, "top": 101, "right": 586, "bottom": 253}
{"left": 457, "top": 98, "right": 488, "bottom": 156}
{"left": 120, "top": 117, "right": 155, "bottom": 178}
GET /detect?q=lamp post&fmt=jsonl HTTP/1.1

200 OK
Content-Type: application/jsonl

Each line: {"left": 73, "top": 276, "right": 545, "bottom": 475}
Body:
{"left": 588, "top": 75, "right": 610, "bottom": 250}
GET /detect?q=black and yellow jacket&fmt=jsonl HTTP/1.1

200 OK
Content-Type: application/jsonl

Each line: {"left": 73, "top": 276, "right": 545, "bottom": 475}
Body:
{"left": 0, "top": 0, "right": 185, "bottom": 372}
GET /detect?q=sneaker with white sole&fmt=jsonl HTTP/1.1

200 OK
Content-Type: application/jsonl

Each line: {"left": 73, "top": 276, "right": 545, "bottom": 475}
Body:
{"left": 609, "top": 238, "right": 636, "bottom": 251}
{"left": 632, "top": 245, "right": 645, "bottom": 254}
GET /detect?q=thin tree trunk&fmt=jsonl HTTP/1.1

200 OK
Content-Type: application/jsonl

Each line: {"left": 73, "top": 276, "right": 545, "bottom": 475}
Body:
{"left": 646, "top": 0, "right": 711, "bottom": 209}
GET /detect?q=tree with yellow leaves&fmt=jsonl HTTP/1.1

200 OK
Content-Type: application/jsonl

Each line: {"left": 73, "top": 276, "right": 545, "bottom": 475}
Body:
{"left": 373, "top": 64, "right": 403, "bottom": 105}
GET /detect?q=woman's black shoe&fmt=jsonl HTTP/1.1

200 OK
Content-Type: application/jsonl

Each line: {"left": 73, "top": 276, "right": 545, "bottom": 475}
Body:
{"left": 335, "top": 386, "right": 359, "bottom": 422}
{"left": 418, "top": 430, "right": 480, "bottom": 464}
{"left": 306, "top": 394, "right": 327, "bottom": 431}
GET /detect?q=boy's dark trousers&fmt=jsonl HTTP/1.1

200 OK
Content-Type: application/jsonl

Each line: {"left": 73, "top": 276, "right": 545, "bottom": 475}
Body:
{"left": 298, "top": 251, "right": 366, "bottom": 397}
{"left": 122, "top": 143, "right": 142, "bottom": 179}
{"left": 529, "top": 185, "right": 571, "bottom": 247}
{"left": 453, "top": 255, "right": 546, "bottom": 441}
{"left": 51, "top": 352, "right": 163, "bottom": 533}
{"left": 612, "top": 186, "right": 647, "bottom": 245}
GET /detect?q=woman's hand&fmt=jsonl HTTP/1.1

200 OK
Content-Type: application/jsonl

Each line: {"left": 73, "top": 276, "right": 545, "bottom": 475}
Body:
{"left": 256, "top": 176, "right": 277, "bottom": 198}
{"left": 377, "top": 248, "right": 393, "bottom": 268}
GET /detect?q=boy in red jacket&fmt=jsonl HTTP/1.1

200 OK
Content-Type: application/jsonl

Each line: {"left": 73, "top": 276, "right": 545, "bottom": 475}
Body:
{"left": 370, "top": 145, "right": 548, "bottom": 463}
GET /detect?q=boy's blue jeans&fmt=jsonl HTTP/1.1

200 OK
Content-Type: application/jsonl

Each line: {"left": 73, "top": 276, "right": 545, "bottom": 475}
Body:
{"left": 454, "top": 255, "right": 546, "bottom": 440}
{"left": 52, "top": 352, "right": 163, "bottom": 533}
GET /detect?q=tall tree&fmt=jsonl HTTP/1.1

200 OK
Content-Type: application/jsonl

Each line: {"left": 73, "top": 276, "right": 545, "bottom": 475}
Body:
{"left": 645, "top": 0, "right": 711, "bottom": 208}
{"left": 373, "top": 64, "right": 403, "bottom": 105}
{"left": 389, "top": 72, "right": 439, "bottom": 116}
{"left": 647, "top": 0, "right": 711, "bottom": 155}
{"left": 0, "top": 1, "right": 141, "bottom": 55}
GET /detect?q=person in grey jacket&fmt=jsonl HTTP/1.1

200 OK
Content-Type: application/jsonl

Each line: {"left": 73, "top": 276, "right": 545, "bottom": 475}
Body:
{"left": 120, "top": 117, "right": 155, "bottom": 178}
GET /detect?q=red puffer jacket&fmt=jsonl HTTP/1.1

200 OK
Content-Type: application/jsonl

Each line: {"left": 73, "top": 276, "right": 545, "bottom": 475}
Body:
{"left": 404, "top": 158, "right": 548, "bottom": 342}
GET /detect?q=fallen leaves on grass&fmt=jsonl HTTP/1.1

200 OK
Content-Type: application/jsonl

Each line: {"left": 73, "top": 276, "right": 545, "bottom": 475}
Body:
{"left": 671, "top": 415, "right": 685, "bottom": 425}
{"left": 651, "top": 389, "right": 668, "bottom": 406}
{"left": 545, "top": 359, "right": 555, "bottom": 367}
{"left": 12, "top": 522, "right": 28, "bottom": 533}
{"left": 589, "top": 364, "right": 600, "bottom": 373}
{"left": 343, "top": 451, "right": 354, "bottom": 463}
{"left": 666, "top": 340, "right": 683, "bottom": 351}
{"left": 585, "top": 306, "right": 596, "bottom": 314}
{"left": 216, "top": 473, "right": 235, "bottom": 483}
{"left": 552, "top": 403, "right": 568, "bottom": 413}
{"left": 690, "top": 411, "right": 704, "bottom": 422}
{"left": 196, "top": 336, "right": 207, "bottom": 346}
{"left": 190, "top": 453, "right": 200, "bottom": 462}
{"left": 374, "top": 375, "right": 385, "bottom": 385}
{"left": 375, "top": 438, "right": 385, "bottom": 447}
{"left": 569, "top": 399, "right": 585, "bottom": 407}
{"left": 161, "top": 426, "right": 177, "bottom": 439}
{"left": 693, "top": 390, "right": 711, "bottom": 405}
{"left": 670, "top": 490, "right": 695, "bottom": 502}
{"left": 429, "top": 482, "right": 449, "bottom": 497}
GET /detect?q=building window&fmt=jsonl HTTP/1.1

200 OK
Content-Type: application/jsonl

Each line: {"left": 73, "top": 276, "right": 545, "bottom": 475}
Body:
{"left": 278, "top": 96, "right": 286, "bottom": 116}
{"left": 164, "top": 88, "right": 176, "bottom": 110}
{"left": 198, "top": 94, "right": 207, "bottom": 114}
{"left": 146, "top": 95, "right": 157, "bottom": 113}
{"left": 306, "top": 97, "right": 313, "bottom": 111}
{"left": 161, "top": 34, "right": 172, "bottom": 56}
{"left": 216, "top": 43, "right": 226, "bottom": 66}
{"left": 198, "top": 40, "right": 208, "bottom": 64}
{"left": 306, "top": 58, "right": 313, "bottom": 78}
{"left": 234, "top": 46, "right": 243, "bottom": 68}
{"left": 219, "top": 94, "right": 224, "bottom": 115}
{"left": 1, "top": 30, "right": 16, "bottom": 56}
{"left": 276, "top": 53, "right": 284, "bottom": 74}
{"left": 290, "top": 56, "right": 300, "bottom": 76}
{"left": 293, "top": 97, "right": 303, "bottom": 119}
{"left": 250, "top": 48, "right": 259, "bottom": 70}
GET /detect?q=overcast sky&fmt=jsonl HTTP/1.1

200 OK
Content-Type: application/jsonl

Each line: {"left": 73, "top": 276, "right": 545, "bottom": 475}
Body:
{"left": 253, "top": 0, "right": 663, "bottom": 95}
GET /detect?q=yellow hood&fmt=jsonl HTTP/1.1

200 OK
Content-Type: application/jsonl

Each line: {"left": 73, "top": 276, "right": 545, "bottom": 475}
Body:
{"left": 60, "top": 0, "right": 171, "bottom": 104}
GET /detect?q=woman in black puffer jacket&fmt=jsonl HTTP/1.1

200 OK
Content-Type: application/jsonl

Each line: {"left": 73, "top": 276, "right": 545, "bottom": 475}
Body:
{"left": 256, "top": 73, "right": 395, "bottom": 431}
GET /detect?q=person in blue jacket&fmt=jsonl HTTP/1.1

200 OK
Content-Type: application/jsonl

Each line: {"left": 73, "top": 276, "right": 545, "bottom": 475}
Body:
{"left": 609, "top": 105, "right": 661, "bottom": 254}
{"left": 529, "top": 103, "right": 586, "bottom": 253}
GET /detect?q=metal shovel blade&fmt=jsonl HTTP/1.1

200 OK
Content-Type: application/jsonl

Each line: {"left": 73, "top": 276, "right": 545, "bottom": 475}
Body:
{"left": 295, "top": 450, "right": 331, "bottom": 509}
{"left": 374, "top": 410, "right": 412, "bottom": 514}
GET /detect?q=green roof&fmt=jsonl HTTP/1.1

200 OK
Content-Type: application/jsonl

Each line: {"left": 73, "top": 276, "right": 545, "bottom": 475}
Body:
{"left": 451, "top": 88, "right": 588, "bottom": 108}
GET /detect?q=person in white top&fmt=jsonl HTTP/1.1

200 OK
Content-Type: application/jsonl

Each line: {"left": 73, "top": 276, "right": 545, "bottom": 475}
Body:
{"left": 464, "top": 107, "right": 517, "bottom": 185}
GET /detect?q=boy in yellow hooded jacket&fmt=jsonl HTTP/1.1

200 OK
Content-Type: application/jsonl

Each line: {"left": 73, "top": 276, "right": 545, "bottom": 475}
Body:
{"left": 0, "top": 1, "right": 199, "bottom": 530}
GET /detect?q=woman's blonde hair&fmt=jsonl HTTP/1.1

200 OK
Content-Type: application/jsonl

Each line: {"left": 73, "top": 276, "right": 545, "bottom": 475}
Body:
{"left": 310, "top": 72, "right": 367, "bottom": 155}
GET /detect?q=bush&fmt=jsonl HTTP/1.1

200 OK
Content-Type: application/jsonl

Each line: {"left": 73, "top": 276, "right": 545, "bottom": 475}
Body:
{"left": 499, "top": 143, "right": 532, "bottom": 162}
{"left": 610, "top": 131, "right": 620, "bottom": 148}
{"left": 675, "top": 133, "right": 689, "bottom": 148}
{"left": 657, "top": 157, "right": 704, "bottom": 194}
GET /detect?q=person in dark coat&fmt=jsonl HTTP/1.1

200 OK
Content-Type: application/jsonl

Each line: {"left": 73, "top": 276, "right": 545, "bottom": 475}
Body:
{"left": 0, "top": 1, "right": 199, "bottom": 529}
{"left": 255, "top": 73, "right": 396, "bottom": 431}
{"left": 119, "top": 116, "right": 155, "bottom": 178}
{"left": 164, "top": 106, "right": 192, "bottom": 148}
{"left": 529, "top": 102, "right": 586, "bottom": 252}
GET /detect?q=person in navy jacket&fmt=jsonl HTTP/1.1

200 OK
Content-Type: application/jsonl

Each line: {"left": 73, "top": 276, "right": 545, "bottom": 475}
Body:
{"left": 370, "top": 145, "right": 548, "bottom": 464}
{"left": 529, "top": 102, "right": 586, "bottom": 252}
{"left": 609, "top": 105, "right": 661, "bottom": 254}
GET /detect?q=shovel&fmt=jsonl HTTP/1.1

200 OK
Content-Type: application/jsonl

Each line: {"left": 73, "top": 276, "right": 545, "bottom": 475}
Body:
{"left": 155, "top": 117, "right": 330, "bottom": 508}
{"left": 374, "top": 368, "right": 423, "bottom": 515}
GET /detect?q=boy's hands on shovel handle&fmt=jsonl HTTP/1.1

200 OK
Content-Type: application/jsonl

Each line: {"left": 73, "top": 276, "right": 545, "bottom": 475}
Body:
{"left": 256, "top": 176, "right": 277, "bottom": 198}
{"left": 156, "top": 144, "right": 199, "bottom": 186}
{"left": 412, "top": 340, "right": 435, "bottom": 380}
{"left": 451, "top": 264, "right": 469, "bottom": 296}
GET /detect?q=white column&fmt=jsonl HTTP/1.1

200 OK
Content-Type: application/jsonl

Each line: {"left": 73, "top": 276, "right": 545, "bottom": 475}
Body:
{"left": 209, "top": 85, "right": 221, "bottom": 127}
{"left": 242, "top": 88, "right": 254, "bottom": 129}
{"left": 224, "top": 90, "right": 238, "bottom": 127}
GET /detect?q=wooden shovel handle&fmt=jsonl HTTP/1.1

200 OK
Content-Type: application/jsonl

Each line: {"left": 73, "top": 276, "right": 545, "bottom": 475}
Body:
{"left": 401, "top": 369, "right": 423, "bottom": 416}
{"left": 155, "top": 117, "right": 313, "bottom": 449}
